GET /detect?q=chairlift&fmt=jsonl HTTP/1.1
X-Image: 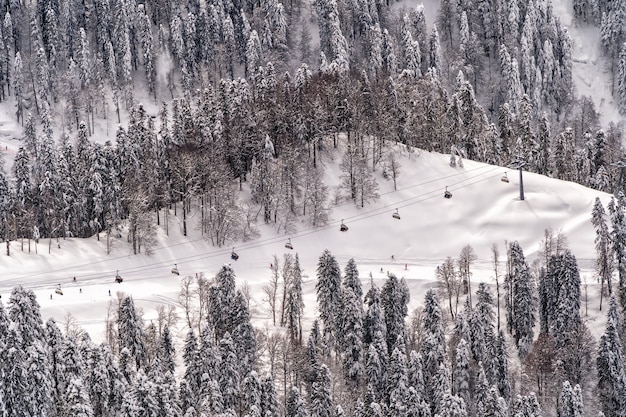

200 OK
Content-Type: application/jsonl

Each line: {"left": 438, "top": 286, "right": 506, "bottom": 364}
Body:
{"left": 115, "top": 270, "right": 123, "bottom": 283}
{"left": 285, "top": 238, "right": 293, "bottom": 250}
{"left": 231, "top": 248, "right": 239, "bottom": 261}
{"left": 444, "top": 186, "right": 452, "bottom": 199}
{"left": 340, "top": 220, "right": 348, "bottom": 232}
{"left": 171, "top": 264, "right": 180, "bottom": 275}
{"left": 55, "top": 285, "right": 63, "bottom": 296}
{"left": 501, "top": 172, "right": 509, "bottom": 183}
{"left": 392, "top": 208, "right": 401, "bottom": 220}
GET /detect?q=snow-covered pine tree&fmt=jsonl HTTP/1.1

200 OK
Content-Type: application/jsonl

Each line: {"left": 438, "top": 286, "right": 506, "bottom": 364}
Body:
{"left": 241, "top": 371, "right": 261, "bottom": 416}
{"left": 513, "top": 393, "right": 542, "bottom": 417}
{"left": 494, "top": 331, "right": 511, "bottom": 400}
{"left": 218, "top": 333, "right": 240, "bottom": 412}
{"left": 340, "top": 258, "right": 364, "bottom": 388}
{"left": 208, "top": 264, "right": 237, "bottom": 339}
{"left": 471, "top": 283, "right": 496, "bottom": 368}
{"left": 260, "top": 373, "right": 280, "bottom": 417}
{"left": 286, "top": 386, "right": 309, "bottom": 417}
{"left": 310, "top": 364, "right": 333, "bottom": 417}
{"left": 596, "top": 296, "right": 626, "bottom": 417}
{"left": 476, "top": 385, "right": 508, "bottom": 417}
{"left": 453, "top": 338, "right": 471, "bottom": 409}
{"left": 420, "top": 290, "right": 448, "bottom": 413}
{"left": 608, "top": 195, "right": 626, "bottom": 312}
{"left": 505, "top": 241, "right": 536, "bottom": 357}
{"left": 118, "top": 296, "right": 146, "bottom": 370}
{"left": 363, "top": 281, "right": 386, "bottom": 348}
{"left": 231, "top": 290, "right": 258, "bottom": 377}
{"left": 364, "top": 332, "right": 386, "bottom": 400}
{"left": 382, "top": 273, "right": 410, "bottom": 352}
{"left": 591, "top": 197, "right": 614, "bottom": 310}
{"left": 285, "top": 253, "right": 305, "bottom": 345}
{"left": 160, "top": 325, "right": 176, "bottom": 375}
{"left": 315, "top": 249, "right": 342, "bottom": 353}
{"left": 7, "top": 286, "right": 54, "bottom": 416}
{"left": 182, "top": 329, "right": 201, "bottom": 405}
{"left": 64, "top": 377, "right": 95, "bottom": 417}
{"left": 133, "top": 368, "right": 159, "bottom": 416}
{"left": 557, "top": 381, "right": 585, "bottom": 417}
{"left": 386, "top": 337, "right": 409, "bottom": 402}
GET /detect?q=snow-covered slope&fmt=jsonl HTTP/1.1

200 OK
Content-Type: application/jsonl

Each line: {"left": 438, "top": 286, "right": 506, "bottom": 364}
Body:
{"left": 551, "top": 0, "right": 625, "bottom": 130}
{"left": 0, "top": 145, "right": 612, "bottom": 343}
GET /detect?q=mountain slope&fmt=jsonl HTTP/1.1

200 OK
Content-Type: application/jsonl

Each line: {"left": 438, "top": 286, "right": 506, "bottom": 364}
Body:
{"left": 0, "top": 145, "right": 611, "bottom": 342}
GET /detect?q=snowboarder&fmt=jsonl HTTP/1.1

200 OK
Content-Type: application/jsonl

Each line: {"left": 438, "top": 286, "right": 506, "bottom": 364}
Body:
{"left": 108, "top": 289, "right": 111, "bottom": 296}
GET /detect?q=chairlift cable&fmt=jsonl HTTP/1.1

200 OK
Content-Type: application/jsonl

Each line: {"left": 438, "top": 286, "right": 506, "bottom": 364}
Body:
{"left": 7, "top": 164, "right": 508, "bottom": 281}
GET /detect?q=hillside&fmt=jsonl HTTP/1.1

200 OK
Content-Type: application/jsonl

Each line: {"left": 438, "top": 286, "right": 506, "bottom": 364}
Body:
{"left": 1, "top": 145, "right": 611, "bottom": 343}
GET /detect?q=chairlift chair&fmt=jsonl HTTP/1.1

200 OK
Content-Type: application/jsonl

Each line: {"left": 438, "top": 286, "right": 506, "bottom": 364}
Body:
{"left": 501, "top": 172, "right": 509, "bottom": 183}
{"left": 285, "top": 238, "right": 293, "bottom": 250}
{"left": 444, "top": 186, "right": 452, "bottom": 199}
{"left": 115, "top": 270, "right": 123, "bottom": 283}
{"left": 392, "top": 209, "right": 401, "bottom": 220}
{"left": 231, "top": 248, "right": 239, "bottom": 261}
{"left": 340, "top": 220, "right": 348, "bottom": 232}
{"left": 171, "top": 264, "right": 180, "bottom": 275}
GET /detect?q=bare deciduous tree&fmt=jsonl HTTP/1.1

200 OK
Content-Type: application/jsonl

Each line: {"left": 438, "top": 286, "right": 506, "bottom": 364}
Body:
{"left": 492, "top": 243, "right": 502, "bottom": 330}
{"left": 156, "top": 304, "right": 178, "bottom": 336}
{"left": 195, "top": 274, "right": 210, "bottom": 334}
{"left": 264, "top": 255, "right": 281, "bottom": 325}
{"left": 436, "top": 256, "right": 459, "bottom": 319}
{"left": 241, "top": 281, "right": 252, "bottom": 311}
{"left": 388, "top": 152, "right": 401, "bottom": 191}
{"left": 64, "top": 312, "right": 86, "bottom": 339}
{"left": 280, "top": 253, "right": 294, "bottom": 326}
{"left": 458, "top": 244, "right": 477, "bottom": 306}
{"left": 405, "top": 307, "right": 425, "bottom": 352}
{"left": 179, "top": 275, "right": 196, "bottom": 330}
{"left": 538, "top": 227, "right": 569, "bottom": 267}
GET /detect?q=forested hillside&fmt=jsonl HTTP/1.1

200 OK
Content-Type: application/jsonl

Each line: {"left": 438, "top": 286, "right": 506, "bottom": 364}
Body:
{"left": 0, "top": 0, "right": 624, "bottom": 247}
{"left": 1, "top": 0, "right": 626, "bottom": 416}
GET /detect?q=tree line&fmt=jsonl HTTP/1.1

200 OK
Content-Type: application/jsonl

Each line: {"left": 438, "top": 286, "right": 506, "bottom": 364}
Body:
{"left": 0, "top": 66, "right": 624, "bottom": 255}
{"left": 1, "top": 245, "right": 626, "bottom": 416}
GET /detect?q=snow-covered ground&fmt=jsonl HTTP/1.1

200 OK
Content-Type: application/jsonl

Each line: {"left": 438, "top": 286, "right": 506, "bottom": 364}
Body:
{"left": 0, "top": 144, "right": 613, "bottom": 345}
{"left": 550, "top": 0, "right": 625, "bottom": 132}
{"left": 0, "top": 0, "right": 621, "bottom": 351}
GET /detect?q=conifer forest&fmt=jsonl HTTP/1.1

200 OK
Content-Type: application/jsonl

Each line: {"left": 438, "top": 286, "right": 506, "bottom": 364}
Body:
{"left": 0, "top": 0, "right": 626, "bottom": 415}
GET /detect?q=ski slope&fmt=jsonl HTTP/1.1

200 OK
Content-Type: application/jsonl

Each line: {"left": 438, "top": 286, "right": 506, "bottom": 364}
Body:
{"left": 0, "top": 146, "right": 613, "bottom": 343}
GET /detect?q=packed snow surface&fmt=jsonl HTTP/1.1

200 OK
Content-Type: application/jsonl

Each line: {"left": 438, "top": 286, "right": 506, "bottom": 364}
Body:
{"left": 0, "top": 146, "right": 612, "bottom": 343}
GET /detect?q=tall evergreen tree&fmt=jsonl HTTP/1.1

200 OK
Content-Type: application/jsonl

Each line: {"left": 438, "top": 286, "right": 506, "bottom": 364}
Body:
{"left": 341, "top": 258, "right": 364, "bottom": 388}
{"left": 286, "top": 386, "right": 309, "bottom": 417}
{"left": 558, "top": 381, "right": 585, "bottom": 417}
{"left": 310, "top": 364, "right": 333, "bottom": 417}
{"left": 593, "top": 197, "right": 614, "bottom": 309}
{"left": 285, "top": 253, "right": 305, "bottom": 345}
{"left": 608, "top": 195, "right": 626, "bottom": 312}
{"left": 118, "top": 296, "right": 146, "bottom": 369}
{"left": 315, "top": 249, "right": 342, "bottom": 352}
{"left": 505, "top": 241, "right": 536, "bottom": 357}
{"left": 382, "top": 273, "right": 410, "bottom": 352}
{"left": 597, "top": 296, "right": 626, "bottom": 417}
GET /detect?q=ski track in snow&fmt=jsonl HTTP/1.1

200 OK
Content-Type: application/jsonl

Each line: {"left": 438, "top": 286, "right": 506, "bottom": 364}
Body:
{"left": 0, "top": 147, "right": 614, "bottom": 344}
{"left": 0, "top": 0, "right": 622, "bottom": 345}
